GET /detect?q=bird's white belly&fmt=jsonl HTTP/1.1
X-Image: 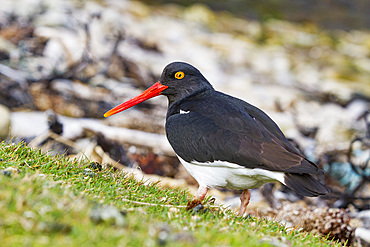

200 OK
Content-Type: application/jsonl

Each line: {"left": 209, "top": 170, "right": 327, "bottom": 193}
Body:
{"left": 177, "top": 156, "right": 285, "bottom": 190}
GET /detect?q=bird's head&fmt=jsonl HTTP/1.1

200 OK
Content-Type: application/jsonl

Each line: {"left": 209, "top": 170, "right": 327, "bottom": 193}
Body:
{"left": 104, "top": 62, "right": 213, "bottom": 117}
{"left": 159, "top": 62, "right": 213, "bottom": 104}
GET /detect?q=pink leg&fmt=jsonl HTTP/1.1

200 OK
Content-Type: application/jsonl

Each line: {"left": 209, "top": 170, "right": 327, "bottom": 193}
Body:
{"left": 187, "top": 185, "right": 208, "bottom": 210}
{"left": 195, "top": 185, "right": 208, "bottom": 201}
{"left": 239, "top": 189, "right": 251, "bottom": 216}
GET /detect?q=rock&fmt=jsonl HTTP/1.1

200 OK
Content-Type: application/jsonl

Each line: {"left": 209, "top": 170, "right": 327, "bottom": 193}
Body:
{"left": 1, "top": 167, "right": 21, "bottom": 176}
{"left": 96, "top": 132, "right": 132, "bottom": 166}
{"left": 1, "top": 170, "right": 12, "bottom": 176}
{"left": 354, "top": 228, "right": 370, "bottom": 246}
{"left": 90, "top": 205, "right": 127, "bottom": 227}
{"left": 0, "top": 104, "right": 10, "bottom": 140}
{"left": 37, "top": 222, "right": 72, "bottom": 234}
{"left": 294, "top": 99, "right": 369, "bottom": 155}
{"left": 351, "top": 209, "right": 370, "bottom": 245}
{"left": 254, "top": 204, "right": 355, "bottom": 245}
{"left": 324, "top": 162, "right": 364, "bottom": 191}
{"left": 47, "top": 111, "right": 63, "bottom": 135}
{"left": 0, "top": 64, "right": 31, "bottom": 108}
{"left": 88, "top": 162, "right": 102, "bottom": 171}
{"left": 191, "top": 204, "right": 204, "bottom": 214}
{"left": 355, "top": 210, "right": 370, "bottom": 229}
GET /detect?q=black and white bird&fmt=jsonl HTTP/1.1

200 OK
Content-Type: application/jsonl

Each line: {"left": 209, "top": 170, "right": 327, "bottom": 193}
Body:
{"left": 104, "top": 62, "right": 329, "bottom": 215}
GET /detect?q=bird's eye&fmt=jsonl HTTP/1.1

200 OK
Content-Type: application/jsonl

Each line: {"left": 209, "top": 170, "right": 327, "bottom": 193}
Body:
{"left": 174, "top": 71, "right": 185, "bottom": 79}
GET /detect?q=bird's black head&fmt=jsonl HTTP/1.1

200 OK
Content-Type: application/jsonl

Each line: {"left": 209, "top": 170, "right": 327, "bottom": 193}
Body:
{"left": 103, "top": 61, "right": 213, "bottom": 117}
{"left": 160, "top": 62, "right": 214, "bottom": 105}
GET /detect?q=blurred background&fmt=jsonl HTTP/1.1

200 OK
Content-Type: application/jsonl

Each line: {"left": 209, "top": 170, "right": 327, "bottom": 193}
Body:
{"left": 0, "top": 0, "right": 369, "bottom": 244}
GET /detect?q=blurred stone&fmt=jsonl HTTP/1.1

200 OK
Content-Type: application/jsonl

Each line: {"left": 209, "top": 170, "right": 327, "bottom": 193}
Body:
{"left": 0, "top": 104, "right": 10, "bottom": 140}
{"left": 324, "top": 162, "right": 364, "bottom": 191}
{"left": 354, "top": 228, "right": 370, "bottom": 246}
{"left": 28, "top": 80, "right": 111, "bottom": 118}
{"left": 96, "top": 132, "right": 132, "bottom": 166}
{"left": 90, "top": 205, "right": 127, "bottom": 227}
{"left": 295, "top": 99, "right": 368, "bottom": 155}
{"left": 37, "top": 222, "right": 72, "bottom": 234}
{"left": 0, "top": 37, "right": 17, "bottom": 59}
{"left": 191, "top": 204, "right": 204, "bottom": 214}
{"left": 254, "top": 204, "right": 355, "bottom": 245}
{"left": 352, "top": 210, "right": 370, "bottom": 229}
{"left": 0, "top": 22, "right": 34, "bottom": 45}
{"left": 47, "top": 111, "right": 63, "bottom": 135}
{"left": 1, "top": 170, "right": 12, "bottom": 176}
{"left": 88, "top": 162, "right": 102, "bottom": 171}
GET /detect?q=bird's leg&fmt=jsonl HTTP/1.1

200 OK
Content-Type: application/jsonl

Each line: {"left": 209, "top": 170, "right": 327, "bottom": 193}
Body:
{"left": 238, "top": 189, "right": 251, "bottom": 216}
{"left": 187, "top": 185, "right": 208, "bottom": 210}
{"left": 195, "top": 185, "right": 208, "bottom": 201}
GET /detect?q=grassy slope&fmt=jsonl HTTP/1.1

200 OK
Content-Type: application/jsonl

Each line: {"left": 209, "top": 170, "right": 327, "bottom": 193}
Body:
{"left": 0, "top": 142, "right": 341, "bottom": 247}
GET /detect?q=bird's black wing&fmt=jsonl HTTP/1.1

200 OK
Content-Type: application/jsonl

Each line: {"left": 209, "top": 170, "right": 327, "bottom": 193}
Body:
{"left": 165, "top": 91, "right": 321, "bottom": 175}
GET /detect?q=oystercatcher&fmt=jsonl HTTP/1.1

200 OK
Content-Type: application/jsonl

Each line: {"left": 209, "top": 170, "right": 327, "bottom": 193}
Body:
{"left": 104, "top": 62, "right": 329, "bottom": 215}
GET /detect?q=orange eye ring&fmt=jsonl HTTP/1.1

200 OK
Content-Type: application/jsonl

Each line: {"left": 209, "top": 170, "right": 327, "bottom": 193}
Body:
{"left": 174, "top": 71, "right": 185, "bottom": 79}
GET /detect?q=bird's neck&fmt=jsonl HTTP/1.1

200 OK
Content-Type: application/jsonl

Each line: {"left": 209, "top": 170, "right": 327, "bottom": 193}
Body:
{"left": 166, "top": 88, "right": 213, "bottom": 120}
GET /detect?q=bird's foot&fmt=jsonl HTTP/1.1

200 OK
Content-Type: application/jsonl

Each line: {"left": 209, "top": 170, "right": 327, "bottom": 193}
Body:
{"left": 186, "top": 185, "right": 208, "bottom": 210}
{"left": 186, "top": 198, "right": 204, "bottom": 210}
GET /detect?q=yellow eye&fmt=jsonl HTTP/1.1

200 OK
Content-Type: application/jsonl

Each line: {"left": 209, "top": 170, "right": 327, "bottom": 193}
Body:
{"left": 174, "top": 71, "right": 185, "bottom": 79}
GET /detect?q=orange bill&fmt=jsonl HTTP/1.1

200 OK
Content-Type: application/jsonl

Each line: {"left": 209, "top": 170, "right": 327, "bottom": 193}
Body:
{"left": 104, "top": 81, "right": 168, "bottom": 117}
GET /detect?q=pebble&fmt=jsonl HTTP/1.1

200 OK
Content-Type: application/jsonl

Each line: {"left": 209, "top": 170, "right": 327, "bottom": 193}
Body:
{"left": 1, "top": 167, "right": 20, "bottom": 176}
{"left": 192, "top": 204, "right": 204, "bottom": 214}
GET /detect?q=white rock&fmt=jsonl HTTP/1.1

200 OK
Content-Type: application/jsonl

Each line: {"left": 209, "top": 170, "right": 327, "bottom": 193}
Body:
{"left": 355, "top": 227, "right": 370, "bottom": 244}
{"left": 0, "top": 104, "right": 10, "bottom": 140}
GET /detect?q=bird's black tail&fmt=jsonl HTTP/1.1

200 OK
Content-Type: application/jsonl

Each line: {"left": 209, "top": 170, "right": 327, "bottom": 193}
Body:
{"left": 284, "top": 173, "right": 329, "bottom": 197}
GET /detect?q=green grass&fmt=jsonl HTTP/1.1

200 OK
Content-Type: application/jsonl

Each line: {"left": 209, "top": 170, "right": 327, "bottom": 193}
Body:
{"left": 0, "top": 141, "right": 341, "bottom": 246}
